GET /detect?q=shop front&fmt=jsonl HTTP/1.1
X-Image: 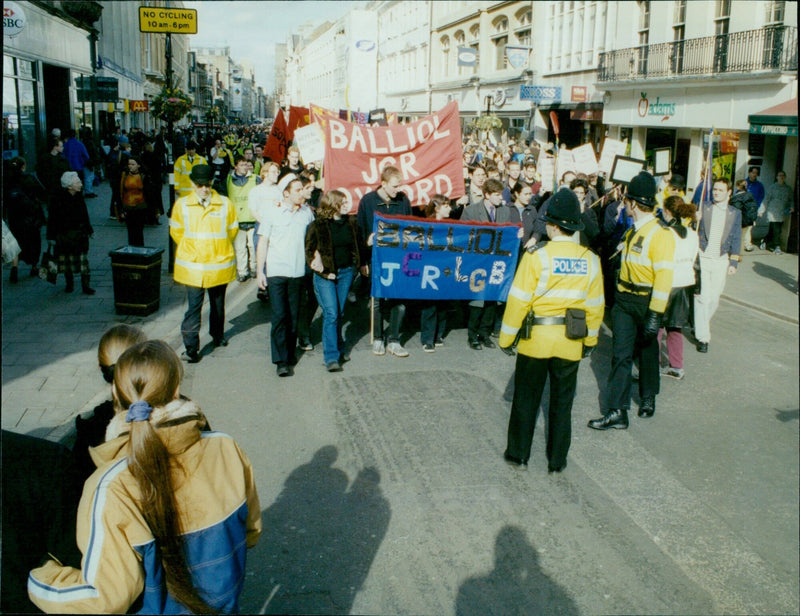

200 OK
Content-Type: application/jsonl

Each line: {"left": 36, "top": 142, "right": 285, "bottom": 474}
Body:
{"left": 3, "top": 1, "right": 93, "bottom": 169}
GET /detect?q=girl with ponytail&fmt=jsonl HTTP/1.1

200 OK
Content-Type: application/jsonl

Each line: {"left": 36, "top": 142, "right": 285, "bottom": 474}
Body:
{"left": 29, "top": 340, "right": 261, "bottom": 614}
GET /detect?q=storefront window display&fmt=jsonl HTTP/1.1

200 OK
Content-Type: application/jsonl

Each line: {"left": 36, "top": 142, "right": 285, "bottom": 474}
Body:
{"left": 703, "top": 130, "right": 739, "bottom": 183}
{"left": 3, "top": 56, "right": 40, "bottom": 164}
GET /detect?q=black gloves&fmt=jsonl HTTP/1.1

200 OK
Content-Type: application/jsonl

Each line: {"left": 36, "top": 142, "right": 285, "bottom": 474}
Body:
{"left": 643, "top": 310, "right": 662, "bottom": 341}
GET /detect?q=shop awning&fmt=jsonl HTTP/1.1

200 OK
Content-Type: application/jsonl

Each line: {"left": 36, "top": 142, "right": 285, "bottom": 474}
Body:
{"left": 748, "top": 98, "right": 797, "bottom": 136}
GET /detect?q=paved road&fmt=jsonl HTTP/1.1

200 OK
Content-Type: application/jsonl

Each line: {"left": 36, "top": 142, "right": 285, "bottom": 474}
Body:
{"left": 2, "top": 178, "right": 798, "bottom": 614}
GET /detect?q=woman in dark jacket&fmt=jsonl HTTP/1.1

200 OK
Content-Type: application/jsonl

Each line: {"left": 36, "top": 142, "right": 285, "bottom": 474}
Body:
{"left": 305, "top": 190, "right": 363, "bottom": 372}
{"left": 731, "top": 179, "right": 759, "bottom": 252}
{"left": 47, "top": 171, "right": 95, "bottom": 294}
{"left": 4, "top": 157, "right": 46, "bottom": 281}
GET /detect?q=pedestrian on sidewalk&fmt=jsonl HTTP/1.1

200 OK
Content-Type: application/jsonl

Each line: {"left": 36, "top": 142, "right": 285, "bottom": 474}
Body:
{"left": 63, "top": 129, "right": 94, "bottom": 199}
{"left": 759, "top": 170, "right": 794, "bottom": 255}
{"left": 694, "top": 178, "right": 741, "bottom": 353}
{"left": 731, "top": 179, "right": 758, "bottom": 252}
{"left": 3, "top": 157, "right": 46, "bottom": 282}
{"left": 170, "top": 165, "right": 238, "bottom": 363}
{"left": 27, "top": 340, "right": 262, "bottom": 614}
{"left": 119, "top": 157, "right": 148, "bottom": 247}
{"left": 227, "top": 154, "right": 261, "bottom": 281}
{"left": 305, "top": 190, "right": 363, "bottom": 372}
{"left": 47, "top": 171, "right": 96, "bottom": 295}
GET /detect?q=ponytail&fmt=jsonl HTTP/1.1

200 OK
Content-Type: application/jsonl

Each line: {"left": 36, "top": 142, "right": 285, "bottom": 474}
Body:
{"left": 114, "top": 341, "right": 215, "bottom": 614}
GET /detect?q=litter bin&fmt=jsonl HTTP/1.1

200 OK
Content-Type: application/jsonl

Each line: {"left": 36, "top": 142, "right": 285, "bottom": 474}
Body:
{"left": 109, "top": 246, "right": 164, "bottom": 316}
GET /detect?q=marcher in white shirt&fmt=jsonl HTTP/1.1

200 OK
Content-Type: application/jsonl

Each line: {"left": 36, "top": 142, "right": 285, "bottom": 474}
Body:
{"left": 256, "top": 177, "right": 314, "bottom": 376}
{"left": 694, "top": 178, "right": 741, "bottom": 353}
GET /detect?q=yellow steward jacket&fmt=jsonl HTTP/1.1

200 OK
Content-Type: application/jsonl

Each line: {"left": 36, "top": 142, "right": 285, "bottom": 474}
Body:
{"left": 170, "top": 190, "right": 238, "bottom": 288}
{"left": 499, "top": 236, "right": 604, "bottom": 361}
{"left": 616, "top": 214, "right": 675, "bottom": 313}
{"left": 173, "top": 153, "right": 207, "bottom": 198}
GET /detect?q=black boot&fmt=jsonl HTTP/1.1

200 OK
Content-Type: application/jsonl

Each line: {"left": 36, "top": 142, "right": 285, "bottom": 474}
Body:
{"left": 587, "top": 408, "right": 629, "bottom": 430}
{"left": 638, "top": 396, "right": 655, "bottom": 418}
{"left": 81, "top": 274, "right": 96, "bottom": 295}
{"left": 9, "top": 266, "right": 18, "bottom": 283}
{"left": 64, "top": 271, "right": 74, "bottom": 293}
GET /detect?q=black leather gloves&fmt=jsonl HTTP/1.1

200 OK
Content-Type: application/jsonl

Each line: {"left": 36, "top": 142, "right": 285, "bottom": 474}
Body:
{"left": 643, "top": 310, "right": 662, "bottom": 340}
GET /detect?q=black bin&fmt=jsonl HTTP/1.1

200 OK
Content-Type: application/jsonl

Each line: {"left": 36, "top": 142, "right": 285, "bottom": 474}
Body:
{"left": 109, "top": 246, "right": 164, "bottom": 316}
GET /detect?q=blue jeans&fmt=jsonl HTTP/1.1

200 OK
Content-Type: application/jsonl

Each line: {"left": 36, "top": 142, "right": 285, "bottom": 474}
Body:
{"left": 82, "top": 167, "right": 95, "bottom": 194}
{"left": 313, "top": 267, "right": 355, "bottom": 364}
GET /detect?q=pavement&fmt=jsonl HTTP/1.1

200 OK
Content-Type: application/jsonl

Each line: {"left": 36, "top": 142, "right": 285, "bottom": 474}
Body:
{"left": 2, "top": 179, "right": 796, "bottom": 440}
{"left": 2, "top": 179, "right": 798, "bottom": 614}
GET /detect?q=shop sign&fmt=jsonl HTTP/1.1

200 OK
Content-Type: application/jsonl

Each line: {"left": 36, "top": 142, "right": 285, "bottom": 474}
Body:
{"left": 96, "top": 77, "right": 119, "bottom": 103}
{"left": 457, "top": 47, "right": 477, "bottom": 67}
{"left": 520, "top": 85, "right": 561, "bottom": 103}
{"left": 571, "top": 86, "right": 587, "bottom": 103}
{"left": 637, "top": 92, "right": 676, "bottom": 120}
{"left": 355, "top": 40, "right": 376, "bottom": 52}
{"left": 3, "top": 2, "right": 26, "bottom": 38}
{"left": 505, "top": 46, "right": 530, "bottom": 69}
{"left": 130, "top": 100, "right": 149, "bottom": 112}
{"left": 750, "top": 124, "right": 797, "bottom": 136}
{"left": 570, "top": 109, "right": 602, "bottom": 122}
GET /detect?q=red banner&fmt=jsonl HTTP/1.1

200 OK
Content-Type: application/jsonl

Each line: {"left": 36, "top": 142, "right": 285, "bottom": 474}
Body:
{"left": 322, "top": 101, "right": 465, "bottom": 209}
{"left": 263, "top": 109, "right": 289, "bottom": 163}
{"left": 287, "top": 105, "right": 310, "bottom": 143}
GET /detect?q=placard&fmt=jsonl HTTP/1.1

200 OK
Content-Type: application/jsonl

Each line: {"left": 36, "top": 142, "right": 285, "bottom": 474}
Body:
{"left": 555, "top": 148, "right": 575, "bottom": 185}
{"left": 653, "top": 147, "right": 671, "bottom": 176}
{"left": 598, "top": 137, "right": 628, "bottom": 176}
{"left": 609, "top": 156, "right": 646, "bottom": 185}
{"left": 572, "top": 143, "right": 599, "bottom": 176}
{"left": 292, "top": 124, "right": 325, "bottom": 164}
{"left": 537, "top": 155, "right": 556, "bottom": 193}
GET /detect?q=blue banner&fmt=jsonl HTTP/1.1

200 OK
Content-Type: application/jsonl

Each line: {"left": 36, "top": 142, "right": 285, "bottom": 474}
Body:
{"left": 371, "top": 214, "right": 521, "bottom": 301}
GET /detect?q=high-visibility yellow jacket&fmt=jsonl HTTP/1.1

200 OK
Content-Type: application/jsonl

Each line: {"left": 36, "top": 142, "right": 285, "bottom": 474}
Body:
{"left": 173, "top": 153, "right": 207, "bottom": 198}
{"left": 499, "top": 236, "right": 605, "bottom": 361}
{"left": 227, "top": 173, "right": 259, "bottom": 223}
{"left": 170, "top": 190, "right": 238, "bottom": 288}
{"left": 616, "top": 214, "right": 675, "bottom": 313}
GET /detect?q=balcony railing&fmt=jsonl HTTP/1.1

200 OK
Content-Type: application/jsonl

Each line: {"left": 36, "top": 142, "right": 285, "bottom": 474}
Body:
{"left": 598, "top": 26, "right": 797, "bottom": 82}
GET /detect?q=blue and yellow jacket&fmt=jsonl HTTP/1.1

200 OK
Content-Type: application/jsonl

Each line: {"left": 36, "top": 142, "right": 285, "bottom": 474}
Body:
{"left": 28, "top": 399, "right": 261, "bottom": 614}
{"left": 500, "top": 236, "right": 604, "bottom": 361}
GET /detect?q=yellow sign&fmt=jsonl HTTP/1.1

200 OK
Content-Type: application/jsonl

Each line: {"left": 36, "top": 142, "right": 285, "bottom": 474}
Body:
{"left": 138, "top": 7, "right": 197, "bottom": 34}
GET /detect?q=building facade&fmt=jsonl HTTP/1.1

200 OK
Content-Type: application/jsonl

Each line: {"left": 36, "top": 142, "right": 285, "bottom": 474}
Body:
{"left": 3, "top": 0, "right": 99, "bottom": 168}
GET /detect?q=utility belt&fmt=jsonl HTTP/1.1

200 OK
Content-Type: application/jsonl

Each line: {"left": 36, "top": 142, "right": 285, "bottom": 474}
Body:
{"left": 238, "top": 222, "right": 256, "bottom": 230}
{"left": 520, "top": 309, "right": 587, "bottom": 340}
{"left": 617, "top": 275, "right": 653, "bottom": 295}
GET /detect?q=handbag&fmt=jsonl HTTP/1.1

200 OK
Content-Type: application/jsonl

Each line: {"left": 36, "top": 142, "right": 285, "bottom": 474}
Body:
{"left": 2, "top": 220, "right": 22, "bottom": 264}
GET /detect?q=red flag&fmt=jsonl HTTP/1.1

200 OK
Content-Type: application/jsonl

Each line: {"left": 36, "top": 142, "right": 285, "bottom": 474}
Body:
{"left": 287, "top": 105, "right": 310, "bottom": 143}
{"left": 263, "top": 109, "right": 289, "bottom": 164}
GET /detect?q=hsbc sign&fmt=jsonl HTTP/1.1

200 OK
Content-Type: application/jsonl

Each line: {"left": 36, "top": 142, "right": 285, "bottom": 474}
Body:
{"left": 3, "top": 2, "right": 27, "bottom": 38}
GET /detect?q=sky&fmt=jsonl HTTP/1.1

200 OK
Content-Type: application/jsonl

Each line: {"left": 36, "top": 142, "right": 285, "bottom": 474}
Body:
{"left": 184, "top": 1, "right": 365, "bottom": 93}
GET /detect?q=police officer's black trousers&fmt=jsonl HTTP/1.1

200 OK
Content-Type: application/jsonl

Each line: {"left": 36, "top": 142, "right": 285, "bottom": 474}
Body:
{"left": 605, "top": 291, "right": 660, "bottom": 411}
{"left": 506, "top": 354, "right": 579, "bottom": 467}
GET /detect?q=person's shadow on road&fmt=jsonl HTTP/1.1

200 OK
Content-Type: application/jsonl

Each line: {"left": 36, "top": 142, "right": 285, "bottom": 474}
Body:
{"left": 455, "top": 525, "right": 579, "bottom": 616}
{"left": 752, "top": 261, "right": 799, "bottom": 294}
{"left": 240, "top": 446, "right": 390, "bottom": 615}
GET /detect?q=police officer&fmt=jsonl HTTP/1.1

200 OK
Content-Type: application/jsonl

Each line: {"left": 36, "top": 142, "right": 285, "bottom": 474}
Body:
{"left": 588, "top": 171, "right": 675, "bottom": 430}
{"left": 499, "top": 189, "right": 605, "bottom": 472}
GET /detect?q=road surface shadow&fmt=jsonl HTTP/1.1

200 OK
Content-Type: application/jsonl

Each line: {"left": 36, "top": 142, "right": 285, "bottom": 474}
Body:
{"left": 455, "top": 525, "right": 579, "bottom": 616}
{"left": 241, "top": 446, "right": 390, "bottom": 615}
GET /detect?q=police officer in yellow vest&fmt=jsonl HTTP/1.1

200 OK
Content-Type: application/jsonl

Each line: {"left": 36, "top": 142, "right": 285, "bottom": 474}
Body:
{"left": 173, "top": 141, "right": 207, "bottom": 202}
{"left": 170, "top": 165, "right": 238, "bottom": 363}
{"left": 227, "top": 154, "right": 261, "bottom": 281}
{"left": 500, "top": 189, "right": 605, "bottom": 472}
{"left": 588, "top": 171, "right": 675, "bottom": 430}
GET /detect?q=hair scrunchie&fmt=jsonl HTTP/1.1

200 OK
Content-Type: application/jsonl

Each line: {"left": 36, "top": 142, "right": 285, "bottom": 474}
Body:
{"left": 125, "top": 400, "right": 153, "bottom": 423}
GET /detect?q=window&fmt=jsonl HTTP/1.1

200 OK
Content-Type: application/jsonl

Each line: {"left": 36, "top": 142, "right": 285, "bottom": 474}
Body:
{"left": 714, "top": 0, "right": 730, "bottom": 71}
{"left": 516, "top": 29, "right": 531, "bottom": 47}
{"left": 763, "top": 1, "right": 785, "bottom": 67}
{"left": 671, "top": 0, "right": 686, "bottom": 73}
{"left": 495, "top": 35, "right": 508, "bottom": 69}
{"left": 766, "top": 1, "right": 785, "bottom": 24}
{"left": 455, "top": 29, "right": 466, "bottom": 75}
{"left": 638, "top": 1, "right": 650, "bottom": 74}
{"left": 469, "top": 24, "right": 480, "bottom": 74}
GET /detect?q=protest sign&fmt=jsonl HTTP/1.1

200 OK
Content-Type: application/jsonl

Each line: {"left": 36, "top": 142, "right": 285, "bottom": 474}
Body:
{"left": 323, "top": 101, "right": 465, "bottom": 209}
{"left": 292, "top": 123, "right": 325, "bottom": 164}
{"left": 371, "top": 214, "right": 520, "bottom": 301}
{"left": 572, "top": 143, "right": 599, "bottom": 176}
{"left": 310, "top": 103, "right": 339, "bottom": 134}
{"left": 556, "top": 148, "right": 575, "bottom": 184}
{"left": 598, "top": 137, "right": 628, "bottom": 176}
{"left": 537, "top": 154, "right": 556, "bottom": 193}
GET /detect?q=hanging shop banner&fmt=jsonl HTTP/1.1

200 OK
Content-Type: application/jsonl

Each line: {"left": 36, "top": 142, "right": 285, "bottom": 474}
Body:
{"left": 323, "top": 101, "right": 465, "bottom": 209}
{"left": 371, "top": 214, "right": 520, "bottom": 301}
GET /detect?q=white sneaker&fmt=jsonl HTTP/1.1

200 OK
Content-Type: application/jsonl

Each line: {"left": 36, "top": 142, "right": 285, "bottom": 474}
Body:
{"left": 774, "top": 247, "right": 783, "bottom": 255}
{"left": 387, "top": 342, "right": 409, "bottom": 357}
{"left": 372, "top": 339, "right": 385, "bottom": 355}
